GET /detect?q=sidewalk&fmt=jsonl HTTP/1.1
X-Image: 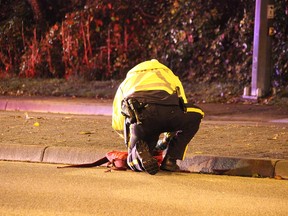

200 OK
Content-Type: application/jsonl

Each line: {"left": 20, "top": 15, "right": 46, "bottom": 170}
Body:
{"left": 0, "top": 96, "right": 287, "bottom": 180}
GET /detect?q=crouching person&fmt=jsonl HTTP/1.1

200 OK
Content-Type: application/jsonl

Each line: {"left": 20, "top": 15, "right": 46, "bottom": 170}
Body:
{"left": 112, "top": 59, "right": 204, "bottom": 175}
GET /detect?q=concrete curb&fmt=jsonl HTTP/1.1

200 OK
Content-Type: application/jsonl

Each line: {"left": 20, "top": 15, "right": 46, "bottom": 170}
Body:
{"left": 42, "top": 146, "right": 107, "bottom": 165}
{"left": 1, "top": 144, "right": 287, "bottom": 179}
{"left": 274, "top": 161, "right": 288, "bottom": 180}
{"left": 179, "top": 155, "right": 281, "bottom": 178}
{"left": 0, "top": 144, "right": 107, "bottom": 165}
{"left": 0, "top": 144, "right": 46, "bottom": 162}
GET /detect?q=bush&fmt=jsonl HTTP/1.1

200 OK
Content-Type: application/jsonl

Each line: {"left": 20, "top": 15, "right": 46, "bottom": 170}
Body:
{"left": 0, "top": 0, "right": 287, "bottom": 92}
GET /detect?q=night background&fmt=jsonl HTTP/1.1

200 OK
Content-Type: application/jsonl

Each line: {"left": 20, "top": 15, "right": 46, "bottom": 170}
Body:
{"left": 0, "top": 0, "right": 287, "bottom": 103}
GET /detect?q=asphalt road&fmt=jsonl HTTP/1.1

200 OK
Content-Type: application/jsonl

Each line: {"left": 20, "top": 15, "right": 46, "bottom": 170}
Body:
{"left": 1, "top": 161, "right": 288, "bottom": 216}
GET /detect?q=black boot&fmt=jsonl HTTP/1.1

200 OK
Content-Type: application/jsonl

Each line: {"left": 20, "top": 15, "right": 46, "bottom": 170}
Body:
{"left": 136, "top": 140, "right": 159, "bottom": 175}
{"left": 160, "top": 155, "right": 180, "bottom": 172}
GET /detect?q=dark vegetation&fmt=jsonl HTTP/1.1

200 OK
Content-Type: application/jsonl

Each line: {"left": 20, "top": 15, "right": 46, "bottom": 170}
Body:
{"left": 0, "top": 0, "right": 287, "bottom": 103}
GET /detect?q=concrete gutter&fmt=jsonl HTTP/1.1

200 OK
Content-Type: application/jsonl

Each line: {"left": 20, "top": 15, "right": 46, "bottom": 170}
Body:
{"left": 179, "top": 155, "right": 288, "bottom": 180}
{"left": 0, "top": 97, "right": 287, "bottom": 180}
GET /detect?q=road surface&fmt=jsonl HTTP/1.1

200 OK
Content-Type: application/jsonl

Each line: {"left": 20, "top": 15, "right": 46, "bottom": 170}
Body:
{"left": 1, "top": 161, "right": 288, "bottom": 216}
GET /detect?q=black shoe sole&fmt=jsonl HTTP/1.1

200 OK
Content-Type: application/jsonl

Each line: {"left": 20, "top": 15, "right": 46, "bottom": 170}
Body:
{"left": 160, "top": 165, "right": 180, "bottom": 172}
{"left": 136, "top": 141, "right": 159, "bottom": 175}
{"left": 160, "top": 157, "right": 181, "bottom": 172}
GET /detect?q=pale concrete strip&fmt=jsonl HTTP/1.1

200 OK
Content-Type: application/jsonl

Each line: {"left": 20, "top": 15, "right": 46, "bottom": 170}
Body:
{"left": 179, "top": 155, "right": 279, "bottom": 178}
{"left": 42, "top": 146, "right": 108, "bottom": 165}
{"left": 0, "top": 144, "right": 46, "bottom": 162}
{"left": 274, "top": 160, "right": 288, "bottom": 180}
{"left": 270, "top": 118, "right": 288, "bottom": 123}
{"left": 0, "top": 100, "right": 8, "bottom": 110}
{"left": 4, "top": 99, "right": 112, "bottom": 115}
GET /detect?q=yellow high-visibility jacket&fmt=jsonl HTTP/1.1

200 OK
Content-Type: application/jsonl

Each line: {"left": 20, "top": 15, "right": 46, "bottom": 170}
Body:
{"left": 112, "top": 59, "right": 202, "bottom": 137}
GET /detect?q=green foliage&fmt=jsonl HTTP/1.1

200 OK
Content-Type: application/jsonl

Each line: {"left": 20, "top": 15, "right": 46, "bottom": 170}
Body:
{"left": 147, "top": 0, "right": 255, "bottom": 85}
{"left": 272, "top": 0, "right": 288, "bottom": 87}
{"left": 0, "top": 0, "right": 33, "bottom": 75}
{"left": 0, "top": 0, "right": 287, "bottom": 91}
{"left": 0, "top": 77, "right": 119, "bottom": 98}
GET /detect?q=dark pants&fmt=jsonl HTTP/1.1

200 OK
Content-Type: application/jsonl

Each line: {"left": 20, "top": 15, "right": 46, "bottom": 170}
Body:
{"left": 128, "top": 103, "right": 203, "bottom": 160}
